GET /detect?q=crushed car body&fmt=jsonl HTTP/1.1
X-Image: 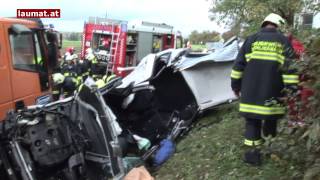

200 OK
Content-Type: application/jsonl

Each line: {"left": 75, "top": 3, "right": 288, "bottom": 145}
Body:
{"left": 0, "top": 37, "right": 239, "bottom": 180}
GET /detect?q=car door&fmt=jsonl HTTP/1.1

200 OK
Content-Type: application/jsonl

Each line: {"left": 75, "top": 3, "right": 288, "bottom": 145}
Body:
{"left": 0, "top": 24, "right": 14, "bottom": 120}
{"left": 7, "top": 24, "right": 42, "bottom": 109}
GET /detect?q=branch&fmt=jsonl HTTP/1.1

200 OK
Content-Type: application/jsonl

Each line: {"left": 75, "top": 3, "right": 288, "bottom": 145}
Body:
{"left": 277, "top": 7, "right": 287, "bottom": 19}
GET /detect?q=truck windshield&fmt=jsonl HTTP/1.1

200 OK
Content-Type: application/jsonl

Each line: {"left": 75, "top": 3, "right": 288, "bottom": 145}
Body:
{"left": 9, "top": 33, "right": 37, "bottom": 71}
{"left": 9, "top": 30, "right": 49, "bottom": 91}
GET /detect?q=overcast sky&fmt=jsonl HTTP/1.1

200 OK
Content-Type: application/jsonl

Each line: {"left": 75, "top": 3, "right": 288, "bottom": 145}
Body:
{"left": 1, "top": 0, "right": 227, "bottom": 37}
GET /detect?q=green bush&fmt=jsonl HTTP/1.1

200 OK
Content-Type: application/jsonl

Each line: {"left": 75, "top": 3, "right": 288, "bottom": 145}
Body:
{"left": 264, "top": 31, "right": 320, "bottom": 180}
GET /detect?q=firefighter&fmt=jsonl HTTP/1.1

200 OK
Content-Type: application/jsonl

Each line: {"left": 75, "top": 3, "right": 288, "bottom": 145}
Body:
{"left": 59, "top": 55, "right": 79, "bottom": 98}
{"left": 79, "top": 48, "right": 94, "bottom": 81}
{"left": 61, "top": 55, "right": 77, "bottom": 77}
{"left": 102, "top": 73, "right": 117, "bottom": 84}
{"left": 52, "top": 72, "right": 78, "bottom": 100}
{"left": 64, "top": 47, "right": 75, "bottom": 58}
{"left": 100, "top": 37, "right": 111, "bottom": 51}
{"left": 52, "top": 73, "right": 65, "bottom": 101}
{"left": 152, "top": 38, "right": 161, "bottom": 53}
{"left": 61, "top": 47, "right": 75, "bottom": 66}
{"left": 89, "top": 53, "right": 106, "bottom": 80}
{"left": 68, "top": 53, "right": 83, "bottom": 84}
{"left": 95, "top": 74, "right": 117, "bottom": 89}
{"left": 230, "top": 13, "right": 298, "bottom": 166}
{"left": 84, "top": 49, "right": 100, "bottom": 80}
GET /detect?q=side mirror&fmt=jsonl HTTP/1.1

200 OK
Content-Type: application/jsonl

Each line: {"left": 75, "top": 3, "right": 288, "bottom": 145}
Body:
{"left": 10, "top": 24, "right": 32, "bottom": 35}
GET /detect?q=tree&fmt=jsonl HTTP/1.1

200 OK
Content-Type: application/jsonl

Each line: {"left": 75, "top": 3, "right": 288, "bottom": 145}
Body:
{"left": 189, "top": 30, "right": 220, "bottom": 44}
{"left": 63, "top": 32, "right": 82, "bottom": 41}
{"left": 189, "top": 30, "right": 199, "bottom": 44}
{"left": 209, "top": 0, "right": 317, "bottom": 35}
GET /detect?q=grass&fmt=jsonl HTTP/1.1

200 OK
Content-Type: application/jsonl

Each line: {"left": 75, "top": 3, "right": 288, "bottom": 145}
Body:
{"left": 191, "top": 44, "right": 206, "bottom": 52}
{"left": 154, "top": 103, "right": 302, "bottom": 180}
{"left": 62, "top": 40, "right": 82, "bottom": 53}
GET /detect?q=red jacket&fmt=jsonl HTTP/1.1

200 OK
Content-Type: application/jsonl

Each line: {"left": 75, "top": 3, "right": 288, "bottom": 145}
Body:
{"left": 289, "top": 36, "right": 304, "bottom": 58}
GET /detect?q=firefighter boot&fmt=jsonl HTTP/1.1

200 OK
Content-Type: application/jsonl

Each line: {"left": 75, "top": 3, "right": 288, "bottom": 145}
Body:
{"left": 243, "top": 149, "right": 262, "bottom": 166}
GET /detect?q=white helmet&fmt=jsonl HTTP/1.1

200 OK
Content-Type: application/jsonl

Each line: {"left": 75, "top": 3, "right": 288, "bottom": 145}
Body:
{"left": 52, "top": 73, "right": 65, "bottom": 85}
{"left": 262, "top": 13, "right": 285, "bottom": 27}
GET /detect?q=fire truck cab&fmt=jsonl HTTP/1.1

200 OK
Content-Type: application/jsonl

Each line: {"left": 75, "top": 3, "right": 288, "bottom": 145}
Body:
{"left": 0, "top": 18, "right": 59, "bottom": 120}
{"left": 81, "top": 17, "right": 183, "bottom": 76}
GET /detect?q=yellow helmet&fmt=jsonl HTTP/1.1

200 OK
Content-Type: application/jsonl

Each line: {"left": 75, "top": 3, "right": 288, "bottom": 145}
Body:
{"left": 52, "top": 73, "right": 65, "bottom": 85}
{"left": 262, "top": 13, "right": 285, "bottom": 27}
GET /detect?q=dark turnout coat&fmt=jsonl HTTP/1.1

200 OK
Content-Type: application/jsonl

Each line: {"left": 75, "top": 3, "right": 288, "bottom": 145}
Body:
{"left": 231, "top": 28, "right": 298, "bottom": 120}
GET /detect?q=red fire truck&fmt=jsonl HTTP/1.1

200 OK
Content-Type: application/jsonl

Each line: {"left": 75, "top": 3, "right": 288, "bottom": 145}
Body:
{"left": 80, "top": 17, "right": 183, "bottom": 76}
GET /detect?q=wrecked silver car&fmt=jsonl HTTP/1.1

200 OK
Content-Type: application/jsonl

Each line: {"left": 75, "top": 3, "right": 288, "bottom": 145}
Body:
{"left": 0, "top": 38, "right": 239, "bottom": 180}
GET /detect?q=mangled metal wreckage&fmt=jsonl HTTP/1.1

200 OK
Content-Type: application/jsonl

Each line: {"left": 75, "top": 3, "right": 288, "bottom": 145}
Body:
{"left": 0, "top": 38, "right": 239, "bottom": 180}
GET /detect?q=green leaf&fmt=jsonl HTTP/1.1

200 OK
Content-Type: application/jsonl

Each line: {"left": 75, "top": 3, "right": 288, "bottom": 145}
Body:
{"left": 303, "top": 166, "right": 320, "bottom": 180}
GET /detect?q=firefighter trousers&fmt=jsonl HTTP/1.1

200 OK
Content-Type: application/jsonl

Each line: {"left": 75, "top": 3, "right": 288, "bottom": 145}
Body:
{"left": 52, "top": 84, "right": 62, "bottom": 101}
{"left": 244, "top": 118, "right": 278, "bottom": 146}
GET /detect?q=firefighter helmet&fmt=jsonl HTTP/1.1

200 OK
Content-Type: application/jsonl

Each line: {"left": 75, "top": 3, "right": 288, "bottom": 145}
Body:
{"left": 52, "top": 73, "right": 65, "bottom": 85}
{"left": 66, "top": 47, "right": 75, "bottom": 54}
{"left": 262, "top": 13, "right": 285, "bottom": 27}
